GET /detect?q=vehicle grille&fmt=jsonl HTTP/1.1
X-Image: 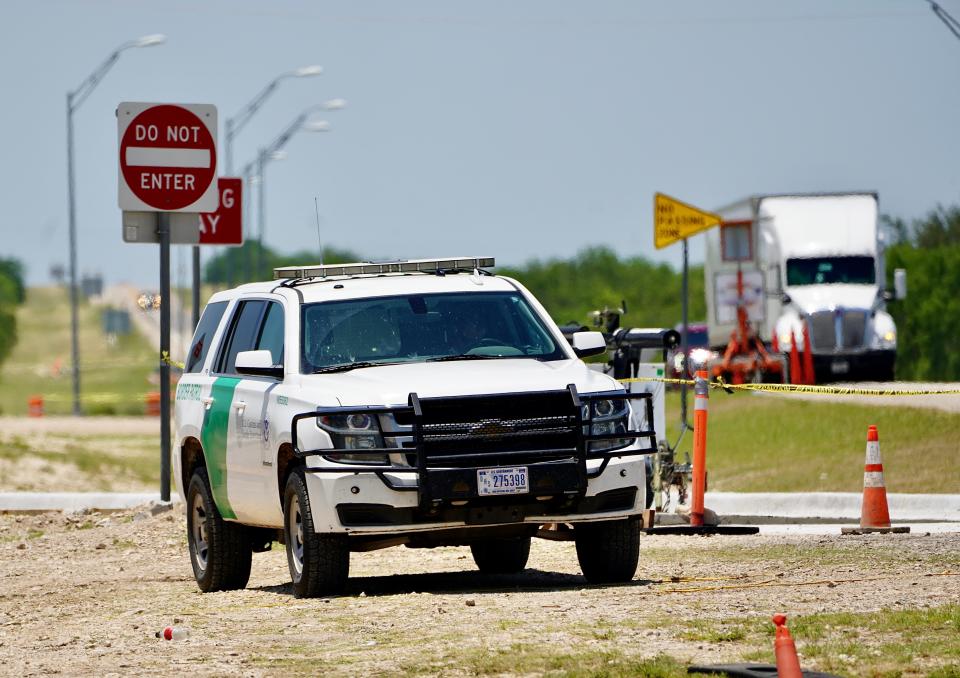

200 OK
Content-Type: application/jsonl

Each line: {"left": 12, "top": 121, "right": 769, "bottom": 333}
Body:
{"left": 807, "top": 309, "right": 868, "bottom": 351}
{"left": 407, "top": 391, "right": 580, "bottom": 468}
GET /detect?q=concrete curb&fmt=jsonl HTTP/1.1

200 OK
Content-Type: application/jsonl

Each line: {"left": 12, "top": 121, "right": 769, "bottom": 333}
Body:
{"left": 0, "top": 492, "right": 180, "bottom": 513}
{"left": 704, "top": 492, "right": 960, "bottom": 523}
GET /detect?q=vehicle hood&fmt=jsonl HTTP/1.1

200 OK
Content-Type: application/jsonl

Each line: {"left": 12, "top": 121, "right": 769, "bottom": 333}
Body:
{"left": 299, "top": 358, "right": 620, "bottom": 407}
{"left": 784, "top": 284, "right": 879, "bottom": 314}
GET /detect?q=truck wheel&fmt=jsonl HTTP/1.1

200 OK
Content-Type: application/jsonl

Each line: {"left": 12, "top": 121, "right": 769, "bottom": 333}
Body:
{"left": 470, "top": 536, "right": 531, "bottom": 574}
{"left": 574, "top": 517, "right": 640, "bottom": 584}
{"left": 186, "top": 467, "right": 252, "bottom": 592}
{"left": 284, "top": 469, "right": 349, "bottom": 597}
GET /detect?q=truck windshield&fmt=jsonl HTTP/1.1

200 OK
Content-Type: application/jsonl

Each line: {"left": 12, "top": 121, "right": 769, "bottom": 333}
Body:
{"left": 300, "top": 291, "right": 566, "bottom": 373}
{"left": 785, "top": 256, "right": 875, "bottom": 286}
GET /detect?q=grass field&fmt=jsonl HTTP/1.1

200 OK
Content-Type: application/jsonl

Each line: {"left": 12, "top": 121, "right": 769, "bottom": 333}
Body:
{"left": 0, "top": 286, "right": 157, "bottom": 416}
{"left": 665, "top": 389, "right": 960, "bottom": 494}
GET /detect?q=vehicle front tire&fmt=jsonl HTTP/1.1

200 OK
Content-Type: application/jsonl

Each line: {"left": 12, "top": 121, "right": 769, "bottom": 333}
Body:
{"left": 186, "top": 467, "right": 252, "bottom": 592}
{"left": 284, "top": 469, "right": 349, "bottom": 597}
{"left": 574, "top": 517, "right": 640, "bottom": 584}
{"left": 470, "top": 536, "right": 531, "bottom": 574}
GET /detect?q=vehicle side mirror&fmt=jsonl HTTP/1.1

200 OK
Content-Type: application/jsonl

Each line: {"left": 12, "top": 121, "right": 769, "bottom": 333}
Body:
{"left": 894, "top": 268, "right": 907, "bottom": 300}
{"left": 235, "top": 349, "right": 283, "bottom": 379}
{"left": 571, "top": 331, "right": 607, "bottom": 358}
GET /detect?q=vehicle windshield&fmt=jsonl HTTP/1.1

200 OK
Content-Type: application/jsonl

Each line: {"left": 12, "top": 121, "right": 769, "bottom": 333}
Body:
{"left": 785, "top": 256, "right": 875, "bottom": 286}
{"left": 300, "top": 291, "right": 566, "bottom": 372}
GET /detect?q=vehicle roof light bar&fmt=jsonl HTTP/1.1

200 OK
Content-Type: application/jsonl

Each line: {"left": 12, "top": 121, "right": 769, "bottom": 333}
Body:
{"left": 273, "top": 256, "right": 495, "bottom": 280}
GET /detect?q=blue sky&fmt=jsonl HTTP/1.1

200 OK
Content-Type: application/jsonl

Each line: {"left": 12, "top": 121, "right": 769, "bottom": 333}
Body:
{"left": 2, "top": 0, "right": 959, "bottom": 287}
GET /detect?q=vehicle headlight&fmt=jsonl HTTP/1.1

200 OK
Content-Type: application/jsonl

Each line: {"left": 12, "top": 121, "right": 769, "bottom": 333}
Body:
{"left": 873, "top": 329, "right": 896, "bottom": 349}
{"left": 583, "top": 398, "right": 631, "bottom": 453}
{"left": 318, "top": 412, "right": 388, "bottom": 464}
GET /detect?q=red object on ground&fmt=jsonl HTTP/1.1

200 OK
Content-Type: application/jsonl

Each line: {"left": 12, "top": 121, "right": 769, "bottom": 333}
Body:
{"left": 772, "top": 614, "right": 803, "bottom": 678}
{"left": 712, "top": 268, "right": 784, "bottom": 384}
{"left": 145, "top": 391, "right": 161, "bottom": 417}
{"left": 859, "top": 425, "right": 892, "bottom": 529}
{"left": 27, "top": 395, "right": 44, "bottom": 418}
{"left": 801, "top": 321, "right": 816, "bottom": 385}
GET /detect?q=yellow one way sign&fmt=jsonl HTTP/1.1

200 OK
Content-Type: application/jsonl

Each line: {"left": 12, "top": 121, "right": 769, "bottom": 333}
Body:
{"left": 654, "top": 192, "right": 723, "bottom": 249}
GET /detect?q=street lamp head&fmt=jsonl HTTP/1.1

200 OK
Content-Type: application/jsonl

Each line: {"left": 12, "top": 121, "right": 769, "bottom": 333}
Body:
{"left": 134, "top": 34, "right": 167, "bottom": 48}
{"left": 269, "top": 150, "right": 288, "bottom": 161}
{"left": 303, "top": 119, "right": 331, "bottom": 132}
{"left": 294, "top": 64, "right": 324, "bottom": 77}
{"left": 321, "top": 98, "right": 347, "bottom": 110}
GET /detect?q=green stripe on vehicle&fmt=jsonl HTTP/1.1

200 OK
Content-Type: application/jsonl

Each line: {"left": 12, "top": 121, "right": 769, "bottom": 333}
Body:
{"left": 200, "top": 377, "right": 241, "bottom": 519}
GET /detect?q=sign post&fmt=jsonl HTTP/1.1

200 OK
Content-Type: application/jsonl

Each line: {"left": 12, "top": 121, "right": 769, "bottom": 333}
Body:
{"left": 653, "top": 193, "right": 723, "bottom": 430}
{"left": 119, "top": 102, "right": 218, "bottom": 502}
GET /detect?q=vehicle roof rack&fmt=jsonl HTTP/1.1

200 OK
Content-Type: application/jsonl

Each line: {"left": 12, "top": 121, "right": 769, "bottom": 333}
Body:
{"left": 273, "top": 256, "right": 495, "bottom": 280}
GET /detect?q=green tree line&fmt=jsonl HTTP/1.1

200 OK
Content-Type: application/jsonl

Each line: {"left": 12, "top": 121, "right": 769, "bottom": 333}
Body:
{"left": 884, "top": 205, "right": 960, "bottom": 381}
{"left": 0, "top": 258, "right": 25, "bottom": 366}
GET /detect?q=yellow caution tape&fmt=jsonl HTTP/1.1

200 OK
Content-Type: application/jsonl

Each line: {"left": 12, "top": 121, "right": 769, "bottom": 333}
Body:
{"left": 620, "top": 376, "right": 960, "bottom": 397}
{"left": 160, "top": 351, "right": 186, "bottom": 370}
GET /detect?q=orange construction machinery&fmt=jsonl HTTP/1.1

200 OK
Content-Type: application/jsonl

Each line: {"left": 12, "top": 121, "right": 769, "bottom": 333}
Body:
{"left": 710, "top": 268, "right": 785, "bottom": 384}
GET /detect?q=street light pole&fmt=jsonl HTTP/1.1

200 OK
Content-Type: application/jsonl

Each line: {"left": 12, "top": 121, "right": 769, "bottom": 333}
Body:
{"left": 205, "top": 65, "right": 323, "bottom": 293}
{"left": 65, "top": 34, "right": 165, "bottom": 416}
{"left": 246, "top": 105, "right": 340, "bottom": 275}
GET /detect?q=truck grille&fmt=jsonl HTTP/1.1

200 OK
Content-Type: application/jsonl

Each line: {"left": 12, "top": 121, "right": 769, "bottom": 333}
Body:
{"left": 808, "top": 309, "right": 867, "bottom": 351}
{"left": 410, "top": 391, "right": 580, "bottom": 468}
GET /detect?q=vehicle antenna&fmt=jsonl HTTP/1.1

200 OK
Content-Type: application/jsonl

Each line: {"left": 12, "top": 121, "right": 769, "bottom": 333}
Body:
{"left": 314, "top": 196, "right": 324, "bottom": 266}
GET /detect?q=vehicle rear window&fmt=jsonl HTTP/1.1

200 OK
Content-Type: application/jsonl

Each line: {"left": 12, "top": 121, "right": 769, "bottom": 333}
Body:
{"left": 185, "top": 301, "right": 228, "bottom": 373}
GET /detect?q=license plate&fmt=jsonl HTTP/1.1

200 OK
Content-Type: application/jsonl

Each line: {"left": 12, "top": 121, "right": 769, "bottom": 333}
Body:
{"left": 830, "top": 360, "right": 850, "bottom": 374}
{"left": 477, "top": 466, "right": 529, "bottom": 496}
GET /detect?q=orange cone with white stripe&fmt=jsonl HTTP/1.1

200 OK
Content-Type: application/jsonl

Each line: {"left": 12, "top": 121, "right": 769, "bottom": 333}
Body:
{"left": 843, "top": 425, "right": 910, "bottom": 534}
{"left": 860, "top": 425, "right": 891, "bottom": 528}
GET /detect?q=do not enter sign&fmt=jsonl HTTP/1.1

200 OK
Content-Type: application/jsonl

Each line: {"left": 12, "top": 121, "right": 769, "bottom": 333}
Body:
{"left": 118, "top": 102, "right": 218, "bottom": 212}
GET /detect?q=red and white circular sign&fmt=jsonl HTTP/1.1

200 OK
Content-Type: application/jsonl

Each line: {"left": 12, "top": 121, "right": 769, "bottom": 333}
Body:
{"left": 118, "top": 103, "right": 218, "bottom": 212}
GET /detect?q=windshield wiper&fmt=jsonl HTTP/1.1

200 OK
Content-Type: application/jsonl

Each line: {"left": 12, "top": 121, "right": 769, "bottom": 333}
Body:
{"left": 312, "top": 361, "right": 381, "bottom": 374}
{"left": 426, "top": 354, "right": 503, "bottom": 363}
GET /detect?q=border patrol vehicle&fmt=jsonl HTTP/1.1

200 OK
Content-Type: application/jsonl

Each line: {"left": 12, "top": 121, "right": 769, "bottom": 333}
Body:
{"left": 174, "top": 257, "right": 658, "bottom": 597}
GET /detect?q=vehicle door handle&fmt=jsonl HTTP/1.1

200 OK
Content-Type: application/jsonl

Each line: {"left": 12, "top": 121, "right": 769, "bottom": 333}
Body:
{"left": 233, "top": 400, "right": 246, "bottom": 412}
{"left": 201, "top": 396, "right": 214, "bottom": 410}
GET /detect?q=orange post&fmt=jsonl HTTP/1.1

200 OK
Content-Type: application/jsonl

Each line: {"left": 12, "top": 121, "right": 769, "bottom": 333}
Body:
{"left": 801, "top": 321, "right": 815, "bottom": 386}
{"left": 145, "top": 391, "right": 161, "bottom": 417}
{"left": 27, "top": 395, "right": 44, "bottom": 418}
{"left": 788, "top": 330, "right": 802, "bottom": 385}
{"left": 690, "top": 368, "right": 709, "bottom": 527}
{"left": 772, "top": 614, "right": 803, "bottom": 678}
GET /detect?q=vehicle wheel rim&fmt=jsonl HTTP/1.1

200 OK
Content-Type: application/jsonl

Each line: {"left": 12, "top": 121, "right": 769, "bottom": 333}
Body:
{"left": 191, "top": 492, "right": 209, "bottom": 572}
{"left": 288, "top": 493, "right": 304, "bottom": 577}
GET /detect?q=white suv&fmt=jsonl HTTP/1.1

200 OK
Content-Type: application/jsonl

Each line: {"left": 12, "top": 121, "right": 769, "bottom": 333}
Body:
{"left": 174, "top": 257, "right": 656, "bottom": 597}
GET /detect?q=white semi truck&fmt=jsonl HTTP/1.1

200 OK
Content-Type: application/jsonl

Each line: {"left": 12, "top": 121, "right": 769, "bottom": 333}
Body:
{"left": 704, "top": 192, "right": 903, "bottom": 382}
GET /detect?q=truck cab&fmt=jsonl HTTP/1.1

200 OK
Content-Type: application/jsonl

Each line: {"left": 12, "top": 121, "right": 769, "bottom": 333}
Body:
{"left": 174, "top": 257, "right": 657, "bottom": 597}
{"left": 705, "top": 193, "right": 900, "bottom": 382}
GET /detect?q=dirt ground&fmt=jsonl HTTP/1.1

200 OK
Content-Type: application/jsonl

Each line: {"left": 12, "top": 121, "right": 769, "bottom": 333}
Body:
{"left": 0, "top": 506, "right": 957, "bottom": 677}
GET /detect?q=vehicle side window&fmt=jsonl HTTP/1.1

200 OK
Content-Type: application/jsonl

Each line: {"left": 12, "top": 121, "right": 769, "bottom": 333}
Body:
{"left": 185, "top": 301, "right": 228, "bottom": 373}
{"left": 256, "top": 302, "right": 284, "bottom": 366}
{"left": 217, "top": 300, "right": 266, "bottom": 375}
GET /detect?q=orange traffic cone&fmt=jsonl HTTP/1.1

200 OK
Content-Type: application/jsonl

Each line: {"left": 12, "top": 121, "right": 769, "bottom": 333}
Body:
{"left": 772, "top": 614, "right": 803, "bottom": 678}
{"left": 842, "top": 425, "right": 910, "bottom": 535}
{"left": 801, "top": 321, "right": 816, "bottom": 386}
{"left": 788, "top": 330, "right": 803, "bottom": 385}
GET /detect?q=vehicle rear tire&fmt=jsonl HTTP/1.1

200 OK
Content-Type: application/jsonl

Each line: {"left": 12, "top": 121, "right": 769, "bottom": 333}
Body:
{"left": 574, "top": 517, "right": 640, "bottom": 584}
{"left": 186, "top": 467, "right": 252, "bottom": 592}
{"left": 470, "top": 536, "right": 531, "bottom": 574}
{"left": 284, "top": 469, "right": 349, "bottom": 597}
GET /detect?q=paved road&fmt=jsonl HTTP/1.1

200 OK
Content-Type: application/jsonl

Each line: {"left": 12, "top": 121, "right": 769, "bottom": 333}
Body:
{"left": 98, "top": 284, "right": 194, "bottom": 361}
